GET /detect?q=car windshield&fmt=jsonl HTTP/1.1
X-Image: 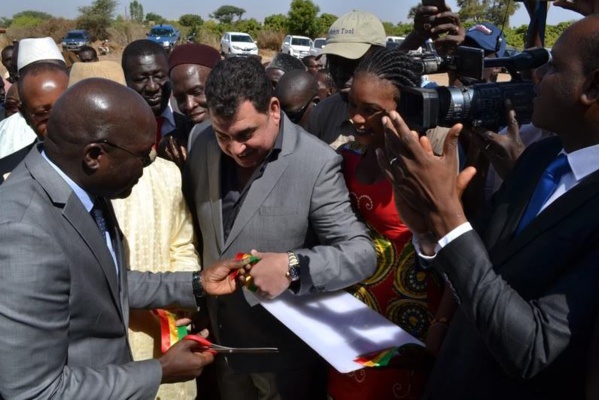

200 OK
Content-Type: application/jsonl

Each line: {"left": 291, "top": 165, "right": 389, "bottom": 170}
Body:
{"left": 66, "top": 33, "right": 86, "bottom": 39}
{"left": 232, "top": 35, "right": 253, "bottom": 43}
{"left": 314, "top": 39, "right": 326, "bottom": 48}
{"left": 292, "top": 38, "right": 311, "bottom": 46}
{"left": 151, "top": 29, "right": 174, "bottom": 36}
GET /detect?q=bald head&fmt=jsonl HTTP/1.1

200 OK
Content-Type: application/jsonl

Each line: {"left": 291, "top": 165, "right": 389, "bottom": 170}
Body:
{"left": 45, "top": 78, "right": 156, "bottom": 198}
{"left": 274, "top": 70, "right": 319, "bottom": 129}
{"left": 275, "top": 70, "right": 318, "bottom": 110}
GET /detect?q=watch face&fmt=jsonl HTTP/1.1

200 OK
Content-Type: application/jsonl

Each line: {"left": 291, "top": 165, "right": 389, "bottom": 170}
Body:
{"left": 288, "top": 266, "right": 300, "bottom": 281}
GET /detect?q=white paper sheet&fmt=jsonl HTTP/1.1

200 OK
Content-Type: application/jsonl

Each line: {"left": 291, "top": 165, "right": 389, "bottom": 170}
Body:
{"left": 258, "top": 290, "right": 424, "bottom": 373}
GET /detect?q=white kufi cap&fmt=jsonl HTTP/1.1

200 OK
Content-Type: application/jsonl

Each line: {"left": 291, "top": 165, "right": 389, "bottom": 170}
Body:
{"left": 17, "top": 37, "right": 65, "bottom": 71}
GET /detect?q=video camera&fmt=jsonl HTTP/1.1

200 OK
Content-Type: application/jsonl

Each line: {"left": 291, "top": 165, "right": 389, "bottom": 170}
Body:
{"left": 399, "top": 47, "right": 551, "bottom": 132}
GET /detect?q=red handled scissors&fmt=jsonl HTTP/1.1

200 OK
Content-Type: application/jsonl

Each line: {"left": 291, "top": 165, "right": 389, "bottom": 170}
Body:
{"left": 183, "top": 334, "right": 278, "bottom": 354}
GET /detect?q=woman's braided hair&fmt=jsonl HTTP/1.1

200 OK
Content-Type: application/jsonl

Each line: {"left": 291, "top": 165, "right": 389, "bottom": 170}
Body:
{"left": 354, "top": 47, "right": 422, "bottom": 103}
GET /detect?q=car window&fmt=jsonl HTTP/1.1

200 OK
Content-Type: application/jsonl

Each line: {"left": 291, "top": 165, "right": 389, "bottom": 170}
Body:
{"left": 151, "top": 28, "right": 174, "bottom": 36}
{"left": 291, "top": 38, "right": 311, "bottom": 46}
{"left": 67, "top": 33, "right": 86, "bottom": 39}
{"left": 284, "top": 37, "right": 290, "bottom": 44}
{"left": 314, "top": 39, "right": 326, "bottom": 49}
{"left": 231, "top": 35, "right": 253, "bottom": 43}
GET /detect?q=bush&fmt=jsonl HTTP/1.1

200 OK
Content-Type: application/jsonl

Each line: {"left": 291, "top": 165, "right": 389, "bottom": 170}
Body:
{"left": 257, "top": 29, "right": 285, "bottom": 51}
{"left": 7, "top": 18, "right": 76, "bottom": 42}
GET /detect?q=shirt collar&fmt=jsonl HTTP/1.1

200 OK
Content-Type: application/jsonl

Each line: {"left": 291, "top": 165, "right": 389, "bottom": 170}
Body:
{"left": 563, "top": 143, "right": 599, "bottom": 183}
{"left": 41, "top": 150, "right": 94, "bottom": 212}
{"left": 159, "top": 103, "right": 176, "bottom": 133}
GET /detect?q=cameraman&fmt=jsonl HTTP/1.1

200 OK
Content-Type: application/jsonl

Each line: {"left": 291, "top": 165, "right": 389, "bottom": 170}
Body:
{"left": 379, "top": 14, "right": 599, "bottom": 399}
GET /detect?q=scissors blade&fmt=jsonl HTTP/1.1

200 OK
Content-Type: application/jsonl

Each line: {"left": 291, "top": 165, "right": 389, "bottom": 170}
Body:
{"left": 210, "top": 344, "right": 279, "bottom": 354}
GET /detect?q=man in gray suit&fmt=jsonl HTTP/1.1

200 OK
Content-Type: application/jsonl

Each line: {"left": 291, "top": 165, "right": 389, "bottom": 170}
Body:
{"left": 0, "top": 78, "right": 247, "bottom": 399}
{"left": 185, "top": 57, "right": 376, "bottom": 400}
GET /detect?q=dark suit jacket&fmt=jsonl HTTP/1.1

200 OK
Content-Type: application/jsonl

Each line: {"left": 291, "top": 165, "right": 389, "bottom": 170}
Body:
{"left": 185, "top": 115, "right": 376, "bottom": 373}
{"left": 425, "top": 137, "right": 599, "bottom": 399}
{"left": 0, "top": 145, "right": 197, "bottom": 399}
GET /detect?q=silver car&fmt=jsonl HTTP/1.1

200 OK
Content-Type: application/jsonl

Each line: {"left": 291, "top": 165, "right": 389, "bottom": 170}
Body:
{"left": 310, "top": 38, "right": 326, "bottom": 57}
{"left": 220, "top": 32, "right": 259, "bottom": 56}
{"left": 281, "top": 35, "right": 313, "bottom": 59}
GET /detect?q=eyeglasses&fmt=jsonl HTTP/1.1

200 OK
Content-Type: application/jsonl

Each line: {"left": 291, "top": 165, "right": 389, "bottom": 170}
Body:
{"left": 286, "top": 96, "right": 319, "bottom": 124}
{"left": 92, "top": 139, "right": 156, "bottom": 167}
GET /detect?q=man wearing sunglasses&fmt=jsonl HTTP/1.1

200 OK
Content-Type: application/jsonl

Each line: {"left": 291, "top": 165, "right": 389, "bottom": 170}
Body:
{"left": 274, "top": 69, "right": 320, "bottom": 131}
{"left": 0, "top": 78, "right": 249, "bottom": 399}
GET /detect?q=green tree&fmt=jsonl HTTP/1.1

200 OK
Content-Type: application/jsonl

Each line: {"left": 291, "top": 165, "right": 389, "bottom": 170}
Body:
{"left": 10, "top": 10, "right": 53, "bottom": 28}
{"left": 145, "top": 12, "right": 167, "bottom": 25}
{"left": 457, "top": 0, "right": 519, "bottom": 26}
{"left": 287, "top": 0, "right": 320, "bottom": 38}
{"left": 236, "top": 18, "right": 261, "bottom": 38}
{"left": 129, "top": 1, "right": 144, "bottom": 23}
{"left": 317, "top": 13, "right": 337, "bottom": 36}
{"left": 179, "top": 14, "right": 203, "bottom": 27}
{"left": 210, "top": 5, "right": 246, "bottom": 24}
{"left": 77, "top": 0, "right": 117, "bottom": 40}
{"left": 264, "top": 14, "right": 287, "bottom": 32}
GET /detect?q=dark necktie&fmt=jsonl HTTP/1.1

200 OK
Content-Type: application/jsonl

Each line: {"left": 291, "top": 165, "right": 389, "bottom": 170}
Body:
{"left": 91, "top": 200, "right": 109, "bottom": 238}
{"left": 516, "top": 154, "right": 571, "bottom": 234}
{"left": 155, "top": 116, "right": 166, "bottom": 149}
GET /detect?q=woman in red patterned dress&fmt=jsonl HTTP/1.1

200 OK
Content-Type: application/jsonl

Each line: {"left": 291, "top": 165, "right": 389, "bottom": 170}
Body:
{"left": 327, "top": 48, "right": 454, "bottom": 400}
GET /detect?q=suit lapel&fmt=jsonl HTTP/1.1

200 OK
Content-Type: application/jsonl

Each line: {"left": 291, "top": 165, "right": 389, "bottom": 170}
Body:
{"left": 493, "top": 167, "right": 599, "bottom": 266}
{"left": 222, "top": 115, "right": 295, "bottom": 252}
{"left": 25, "top": 146, "right": 124, "bottom": 321}
{"left": 207, "top": 134, "right": 225, "bottom": 252}
{"left": 62, "top": 197, "right": 123, "bottom": 319}
{"left": 223, "top": 156, "right": 289, "bottom": 251}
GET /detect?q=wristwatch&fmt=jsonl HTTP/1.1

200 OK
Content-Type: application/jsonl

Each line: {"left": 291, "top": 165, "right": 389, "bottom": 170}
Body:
{"left": 285, "top": 251, "right": 301, "bottom": 282}
{"left": 192, "top": 271, "right": 205, "bottom": 303}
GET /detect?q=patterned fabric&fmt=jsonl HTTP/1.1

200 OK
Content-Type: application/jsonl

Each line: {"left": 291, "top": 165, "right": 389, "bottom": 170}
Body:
{"left": 112, "top": 157, "right": 200, "bottom": 400}
{"left": 328, "top": 142, "right": 442, "bottom": 400}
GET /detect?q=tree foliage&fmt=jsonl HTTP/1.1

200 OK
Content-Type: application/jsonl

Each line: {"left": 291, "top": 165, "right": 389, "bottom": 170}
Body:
{"left": 145, "top": 12, "right": 167, "bottom": 25}
{"left": 236, "top": 18, "right": 261, "bottom": 38}
{"left": 317, "top": 13, "right": 337, "bottom": 36}
{"left": 10, "top": 10, "right": 54, "bottom": 28}
{"left": 457, "top": 0, "right": 520, "bottom": 26}
{"left": 210, "top": 5, "right": 246, "bottom": 24}
{"left": 287, "top": 0, "right": 320, "bottom": 37}
{"left": 129, "top": 1, "right": 144, "bottom": 23}
{"left": 179, "top": 14, "right": 203, "bottom": 27}
{"left": 77, "top": 0, "right": 117, "bottom": 40}
{"left": 264, "top": 14, "right": 287, "bottom": 32}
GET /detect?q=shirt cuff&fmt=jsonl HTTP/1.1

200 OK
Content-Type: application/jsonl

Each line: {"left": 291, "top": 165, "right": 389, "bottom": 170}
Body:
{"left": 412, "top": 222, "right": 474, "bottom": 265}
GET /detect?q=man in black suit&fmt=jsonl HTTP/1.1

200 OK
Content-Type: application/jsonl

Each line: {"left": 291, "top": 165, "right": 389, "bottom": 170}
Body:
{"left": 379, "top": 14, "right": 599, "bottom": 399}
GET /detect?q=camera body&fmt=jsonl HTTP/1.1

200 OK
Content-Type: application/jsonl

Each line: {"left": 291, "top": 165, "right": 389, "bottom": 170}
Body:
{"left": 400, "top": 47, "right": 551, "bottom": 131}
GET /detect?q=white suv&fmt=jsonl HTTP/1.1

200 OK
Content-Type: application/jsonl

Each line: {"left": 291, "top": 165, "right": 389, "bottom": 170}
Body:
{"left": 310, "top": 38, "right": 326, "bottom": 57}
{"left": 281, "top": 35, "right": 313, "bottom": 59}
{"left": 220, "top": 32, "right": 259, "bottom": 56}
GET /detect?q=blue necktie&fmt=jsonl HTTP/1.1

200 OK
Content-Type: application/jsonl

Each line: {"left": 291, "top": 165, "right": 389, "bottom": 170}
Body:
{"left": 516, "top": 154, "right": 571, "bottom": 234}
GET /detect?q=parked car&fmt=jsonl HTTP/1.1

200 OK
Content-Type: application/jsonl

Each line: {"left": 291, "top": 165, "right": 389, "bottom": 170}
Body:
{"left": 61, "top": 30, "right": 92, "bottom": 52}
{"left": 220, "top": 32, "right": 259, "bottom": 56}
{"left": 281, "top": 35, "right": 313, "bottom": 59}
{"left": 310, "top": 37, "right": 326, "bottom": 57}
{"left": 146, "top": 24, "right": 180, "bottom": 52}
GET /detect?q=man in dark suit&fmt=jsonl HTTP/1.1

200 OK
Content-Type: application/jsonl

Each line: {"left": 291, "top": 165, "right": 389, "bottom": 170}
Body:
{"left": 122, "top": 39, "right": 193, "bottom": 152}
{"left": 0, "top": 78, "right": 247, "bottom": 399}
{"left": 378, "top": 14, "right": 599, "bottom": 399}
{"left": 185, "top": 57, "right": 376, "bottom": 400}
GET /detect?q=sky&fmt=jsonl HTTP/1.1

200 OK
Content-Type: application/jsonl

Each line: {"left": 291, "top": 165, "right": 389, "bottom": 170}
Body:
{"left": 1, "top": 0, "right": 583, "bottom": 28}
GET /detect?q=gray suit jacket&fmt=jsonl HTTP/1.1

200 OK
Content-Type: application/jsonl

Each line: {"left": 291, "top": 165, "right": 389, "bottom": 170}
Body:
{"left": 185, "top": 115, "right": 375, "bottom": 372}
{"left": 425, "top": 137, "right": 599, "bottom": 399}
{"left": 0, "top": 145, "right": 197, "bottom": 400}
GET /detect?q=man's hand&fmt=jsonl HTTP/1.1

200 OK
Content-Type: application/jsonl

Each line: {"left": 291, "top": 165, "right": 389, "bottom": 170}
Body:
{"left": 471, "top": 100, "right": 525, "bottom": 179}
{"left": 554, "top": 0, "right": 599, "bottom": 16}
{"left": 380, "top": 111, "right": 476, "bottom": 239}
{"left": 412, "top": 6, "right": 465, "bottom": 57}
{"left": 246, "top": 250, "right": 291, "bottom": 299}
{"left": 158, "top": 135, "right": 187, "bottom": 169}
{"left": 159, "top": 339, "right": 214, "bottom": 383}
{"left": 201, "top": 258, "right": 250, "bottom": 296}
